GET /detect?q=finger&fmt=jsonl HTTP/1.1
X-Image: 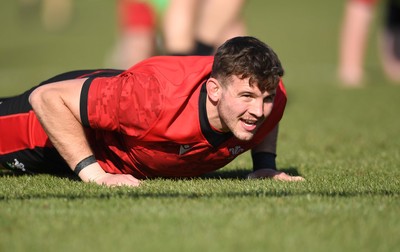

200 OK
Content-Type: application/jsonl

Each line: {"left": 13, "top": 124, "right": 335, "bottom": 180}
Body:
{"left": 247, "top": 169, "right": 305, "bottom": 182}
{"left": 115, "top": 177, "right": 141, "bottom": 187}
{"left": 273, "top": 174, "right": 305, "bottom": 182}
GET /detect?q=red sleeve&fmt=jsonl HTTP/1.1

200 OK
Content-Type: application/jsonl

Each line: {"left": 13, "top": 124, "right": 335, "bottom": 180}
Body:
{"left": 251, "top": 79, "right": 287, "bottom": 144}
{"left": 81, "top": 55, "right": 213, "bottom": 138}
{"left": 84, "top": 72, "right": 163, "bottom": 138}
{"left": 351, "top": 0, "right": 379, "bottom": 5}
{"left": 267, "top": 79, "right": 287, "bottom": 128}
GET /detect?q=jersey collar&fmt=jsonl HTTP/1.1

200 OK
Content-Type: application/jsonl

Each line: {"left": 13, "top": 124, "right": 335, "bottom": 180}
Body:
{"left": 199, "top": 82, "right": 233, "bottom": 147}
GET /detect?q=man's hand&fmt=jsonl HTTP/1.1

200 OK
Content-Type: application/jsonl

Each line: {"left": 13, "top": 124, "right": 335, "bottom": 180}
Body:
{"left": 76, "top": 162, "right": 140, "bottom": 187}
{"left": 247, "top": 168, "right": 304, "bottom": 182}
{"left": 92, "top": 173, "right": 141, "bottom": 187}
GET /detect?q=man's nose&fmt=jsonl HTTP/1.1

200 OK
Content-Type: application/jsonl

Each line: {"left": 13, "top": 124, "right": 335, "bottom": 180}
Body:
{"left": 249, "top": 99, "right": 265, "bottom": 118}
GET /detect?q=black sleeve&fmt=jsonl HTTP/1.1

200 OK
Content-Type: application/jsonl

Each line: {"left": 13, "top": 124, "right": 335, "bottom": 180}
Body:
{"left": 80, "top": 78, "right": 94, "bottom": 127}
{"left": 251, "top": 152, "right": 277, "bottom": 171}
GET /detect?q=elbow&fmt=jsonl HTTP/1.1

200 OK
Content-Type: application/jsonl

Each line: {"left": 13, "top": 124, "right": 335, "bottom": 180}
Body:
{"left": 29, "top": 85, "right": 57, "bottom": 113}
{"left": 28, "top": 79, "right": 84, "bottom": 123}
{"left": 29, "top": 86, "right": 42, "bottom": 110}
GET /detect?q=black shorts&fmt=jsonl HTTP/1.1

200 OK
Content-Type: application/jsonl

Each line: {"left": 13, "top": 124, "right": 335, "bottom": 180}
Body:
{"left": 0, "top": 69, "right": 123, "bottom": 174}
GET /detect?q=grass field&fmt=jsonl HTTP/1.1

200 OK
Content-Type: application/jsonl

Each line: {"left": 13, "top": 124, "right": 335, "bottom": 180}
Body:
{"left": 1, "top": 1, "right": 399, "bottom": 252}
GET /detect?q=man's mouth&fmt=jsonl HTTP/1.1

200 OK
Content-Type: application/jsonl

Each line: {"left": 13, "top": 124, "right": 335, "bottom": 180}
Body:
{"left": 241, "top": 119, "right": 258, "bottom": 131}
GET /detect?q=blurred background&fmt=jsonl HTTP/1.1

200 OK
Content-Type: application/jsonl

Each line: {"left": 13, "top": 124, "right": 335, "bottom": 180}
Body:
{"left": 1, "top": 3, "right": 399, "bottom": 251}
{"left": 1, "top": 1, "right": 399, "bottom": 160}
{"left": 0, "top": 0, "right": 389, "bottom": 95}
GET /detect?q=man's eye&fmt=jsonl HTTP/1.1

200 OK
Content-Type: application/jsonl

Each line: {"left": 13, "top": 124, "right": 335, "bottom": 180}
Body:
{"left": 264, "top": 95, "right": 275, "bottom": 102}
{"left": 241, "top": 94, "right": 252, "bottom": 98}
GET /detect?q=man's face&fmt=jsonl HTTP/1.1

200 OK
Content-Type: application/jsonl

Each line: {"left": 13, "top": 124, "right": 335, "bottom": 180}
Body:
{"left": 217, "top": 76, "right": 276, "bottom": 141}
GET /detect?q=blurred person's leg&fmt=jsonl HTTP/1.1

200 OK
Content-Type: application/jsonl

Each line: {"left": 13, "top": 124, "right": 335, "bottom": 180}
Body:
{"left": 338, "top": 0, "right": 377, "bottom": 86}
{"left": 195, "top": 0, "right": 246, "bottom": 54}
{"left": 163, "top": 0, "right": 246, "bottom": 56}
{"left": 379, "top": 0, "right": 400, "bottom": 82}
{"left": 162, "top": 0, "right": 198, "bottom": 55}
{"left": 215, "top": 18, "right": 247, "bottom": 48}
{"left": 106, "top": 0, "right": 157, "bottom": 69}
{"left": 41, "top": 0, "right": 73, "bottom": 31}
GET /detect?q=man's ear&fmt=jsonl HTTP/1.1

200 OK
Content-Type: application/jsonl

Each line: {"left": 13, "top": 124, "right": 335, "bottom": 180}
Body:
{"left": 206, "top": 78, "right": 222, "bottom": 102}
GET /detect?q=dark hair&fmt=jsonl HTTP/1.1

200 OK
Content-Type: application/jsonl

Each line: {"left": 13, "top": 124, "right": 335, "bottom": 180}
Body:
{"left": 211, "top": 36, "right": 284, "bottom": 92}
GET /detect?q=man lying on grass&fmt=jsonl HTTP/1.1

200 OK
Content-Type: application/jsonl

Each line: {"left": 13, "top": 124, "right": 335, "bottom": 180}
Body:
{"left": 0, "top": 36, "right": 304, "bottom": 187}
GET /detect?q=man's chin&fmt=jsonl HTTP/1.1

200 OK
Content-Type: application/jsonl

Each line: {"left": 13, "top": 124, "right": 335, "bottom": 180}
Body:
{"left": 233, "top": 132, "right": 255, "bottom": 141}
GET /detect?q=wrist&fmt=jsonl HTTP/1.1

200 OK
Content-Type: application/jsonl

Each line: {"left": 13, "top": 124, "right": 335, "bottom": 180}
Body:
{"left": 78, "top": 163, "right": 107, "bottom": 183}
{"left": 251, "top": 152, "right": 277, "bottom": 171}
{"left": 74, "top": 155, "right": 97, "bottom": 175}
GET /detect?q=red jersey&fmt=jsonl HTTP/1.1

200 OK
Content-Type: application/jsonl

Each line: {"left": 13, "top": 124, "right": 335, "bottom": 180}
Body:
{"left": 353, "top": 0, "right": 378, "bottom": 5}
{"left": 81, "top": 56, "right": 287, "bottom": 179}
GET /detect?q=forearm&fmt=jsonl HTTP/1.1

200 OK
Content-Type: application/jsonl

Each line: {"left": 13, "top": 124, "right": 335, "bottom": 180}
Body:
{"left": 29, "top": 79, "right": 105, "bottom": 182}
{"left": 251, "top": 125, "right": 278, "bottom": 170}
{"left": 252, "top": 125, "right": 278, "bottom": 154}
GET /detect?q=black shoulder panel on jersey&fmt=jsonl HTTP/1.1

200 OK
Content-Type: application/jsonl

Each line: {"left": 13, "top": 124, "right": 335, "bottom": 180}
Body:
{"left": 80, "top": 78, "right": 92, "bottom": 127}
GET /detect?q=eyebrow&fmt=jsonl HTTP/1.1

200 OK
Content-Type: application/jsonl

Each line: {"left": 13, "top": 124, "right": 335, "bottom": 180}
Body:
{"left": 264, "top": 90, "right": 276, "bottom": 96}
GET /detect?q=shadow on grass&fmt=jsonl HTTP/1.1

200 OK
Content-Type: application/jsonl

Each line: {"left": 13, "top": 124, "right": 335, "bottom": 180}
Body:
{"left": 1, "top": 186, "right": 397, "bottom": 201}
{"left": 1, "top": 167, "right": 398, "bottom": 200}
{"left": 0, "top": 167, "right": 79, "bottom": 180}
{"left": 0, "top": 167, "right": 302, "bottom": 181}
{"left": 201, "top": 167, "right": 302, "bottom": 179}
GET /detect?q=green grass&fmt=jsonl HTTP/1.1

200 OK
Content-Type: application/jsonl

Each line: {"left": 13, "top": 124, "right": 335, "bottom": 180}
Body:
{"left": 1, "top": 1, "right": 399, "bottom": 252}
